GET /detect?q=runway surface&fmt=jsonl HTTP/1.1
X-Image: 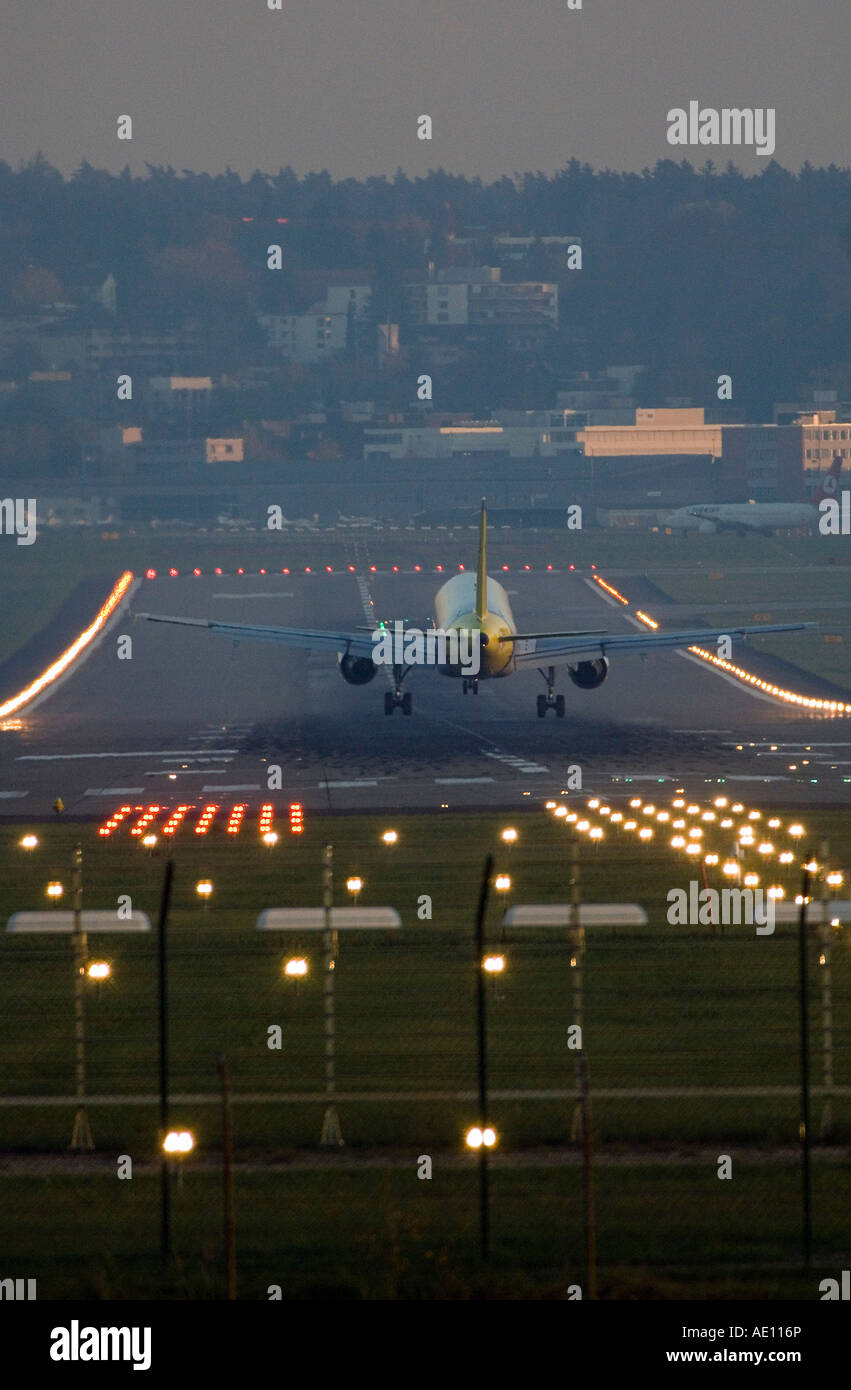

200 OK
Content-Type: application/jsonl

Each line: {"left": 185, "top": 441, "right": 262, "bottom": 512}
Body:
{"left": 1, "top": 567, "right": 850, "bottom": 816}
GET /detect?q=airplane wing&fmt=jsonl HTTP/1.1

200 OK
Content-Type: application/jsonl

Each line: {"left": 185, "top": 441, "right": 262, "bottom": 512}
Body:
{"left": 507, "top": 621, "right": 814, "bottom": 667}
{"left": 137, "top": 613, "right": 377, "bottom": 659}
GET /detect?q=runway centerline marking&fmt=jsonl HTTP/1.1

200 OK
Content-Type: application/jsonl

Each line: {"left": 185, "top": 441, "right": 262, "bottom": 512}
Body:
{"left": 17, "top": 749, "right": 240, "bottom": 761}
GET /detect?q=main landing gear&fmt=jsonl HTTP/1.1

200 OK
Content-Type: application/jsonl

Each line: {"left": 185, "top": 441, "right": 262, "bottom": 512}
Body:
{"left": 384, "top": 665, "right": 413, "bottom": 716}
{"left": 536, "top": 665, "right": 565, "bottom": 718}
{"left": 462, "top": 676, "right": 479, "bottom": 695}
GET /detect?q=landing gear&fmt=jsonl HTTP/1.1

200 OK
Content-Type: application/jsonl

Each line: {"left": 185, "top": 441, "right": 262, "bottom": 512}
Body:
{"left": 462, "top": 677, "right": 479, "bottom": 695}
{"left": 536, "top": 666, "right": 565, "bottom": 718}
{"left": 384, "top": 665, "right": 413, "bottom": 715}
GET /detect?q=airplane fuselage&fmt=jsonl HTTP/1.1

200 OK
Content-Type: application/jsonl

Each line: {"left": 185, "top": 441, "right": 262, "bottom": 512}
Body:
{"left": 433, "top": 573, "right": 516, "bottom": 678}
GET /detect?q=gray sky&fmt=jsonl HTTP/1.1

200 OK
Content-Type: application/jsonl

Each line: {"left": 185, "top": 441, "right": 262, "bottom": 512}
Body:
{"left": 4, "top": 0, "right": 849, "bottom": 178}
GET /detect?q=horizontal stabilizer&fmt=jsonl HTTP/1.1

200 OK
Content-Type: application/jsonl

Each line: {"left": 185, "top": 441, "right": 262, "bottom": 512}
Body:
{"left": 498, "top": 629, "right": 608, "bottom": 642}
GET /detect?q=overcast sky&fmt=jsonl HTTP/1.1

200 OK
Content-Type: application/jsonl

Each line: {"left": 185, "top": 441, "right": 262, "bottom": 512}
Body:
{"left": 4, "top": 0, "right": 849, "bottom": 179}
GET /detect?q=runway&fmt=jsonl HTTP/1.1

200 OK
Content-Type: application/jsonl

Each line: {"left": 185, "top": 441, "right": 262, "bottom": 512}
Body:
{"left": 1, "top": 566, "right": 850, "bottom": 816}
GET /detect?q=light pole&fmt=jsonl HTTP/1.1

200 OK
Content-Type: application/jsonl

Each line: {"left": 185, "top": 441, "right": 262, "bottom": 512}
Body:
{"left": 320, "top": 844, "right": 343, "bottom": 1147}
{"left": 69, "top": 844, "right": 93, "bottom": 1152}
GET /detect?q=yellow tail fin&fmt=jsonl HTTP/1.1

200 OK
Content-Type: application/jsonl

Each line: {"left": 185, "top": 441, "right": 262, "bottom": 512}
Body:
{"left": 475, "top": 498, "right": 487, "bottom": 622}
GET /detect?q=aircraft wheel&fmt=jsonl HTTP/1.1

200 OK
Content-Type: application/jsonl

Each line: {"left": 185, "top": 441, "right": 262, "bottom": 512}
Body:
{"left": 384, "top": 692, "right": 394, "bottom": 716}
{"left": 401, "top": 692, "right": 413, "bottom": 716}
{"left": 555, "top": 694, "right": 565, "bottom": 718}
{"left": 536, "top": 694, "right": 547, "bottom": 718}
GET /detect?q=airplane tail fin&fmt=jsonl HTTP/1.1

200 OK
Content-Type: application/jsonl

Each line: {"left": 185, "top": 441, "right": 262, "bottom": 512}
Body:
{"left": 475, "top": 498, "right": 487, "bottom": 622}
{"left": 816, "top": 455, "right": 843, "bottom": 501}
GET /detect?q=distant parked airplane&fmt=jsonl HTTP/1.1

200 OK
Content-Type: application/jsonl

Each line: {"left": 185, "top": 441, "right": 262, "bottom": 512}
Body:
{"left": 664, "top": 456, "right": 842, "bottom": 534}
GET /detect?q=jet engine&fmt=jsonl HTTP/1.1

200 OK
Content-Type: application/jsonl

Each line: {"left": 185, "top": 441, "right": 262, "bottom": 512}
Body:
{"left": 338, "top": 653, "right": 378, "bottom": 686}
{"left": 568, "top": 657, "right": 609, "bottom": 690}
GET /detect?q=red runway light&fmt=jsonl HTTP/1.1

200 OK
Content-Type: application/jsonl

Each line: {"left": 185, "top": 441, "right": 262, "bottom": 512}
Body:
{"left": 237, "top": 568, "right": 244, "bottom": 575}
{"left": 348, "top": 565, "right": 355, "bottom": 572}
{"left": 146, "top": 569, "right": 156, "bottom": 579}
{"left": 193, "top": 568, "right": 201, "bottom": 576}
{"left": 215, "top": 567, "right": 222, "bottom": 575}
{"left": 414, "top": 564, "right": 421, "bottom": 572}
{"left": 169, "top": 568, "right": 178, "bottom": 577}
{"left": 305, "top": 566, "right": 311, "bottom": 573}
{"left": 260, "top": 568, "right": 266, "bottom": 575}
{"left": 524, "top": 565, "right": 530, "bottom": 571}
{"left": 569, "top": 564, "right": 575, "bottom": 570}
{"left": 326, "top": 566, "right": 333, "bottom": 573}
{"left": 458, "top": 564, "right": 465, "bottom": 571}
{"left": 436, "top": 565, "right": 443, "bottom": 572}
{"left": 282, "top": 568, "right": 290, "bottom": 575}
{"left": 369, "top": 565, "right": 376, "bottom": 573}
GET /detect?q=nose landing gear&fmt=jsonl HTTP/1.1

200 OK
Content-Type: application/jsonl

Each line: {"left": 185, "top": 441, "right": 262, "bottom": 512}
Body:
{"left": 536, "top": 666, "right": 565, "bottom": 718}
{"left": 461, "top": 677, "right": 479, "bottom": 695}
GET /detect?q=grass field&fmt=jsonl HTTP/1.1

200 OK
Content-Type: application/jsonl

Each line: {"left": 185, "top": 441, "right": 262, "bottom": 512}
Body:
{"left": 1, "top": 807, "right": 849, "bottom": 1296}
{"left": 1, "top": 1164, "right": 848, "bottom": 1300}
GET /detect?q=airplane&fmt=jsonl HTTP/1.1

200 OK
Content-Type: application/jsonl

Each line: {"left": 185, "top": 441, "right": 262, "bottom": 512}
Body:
{"left": 664, "top": 456, "right": 843, "bottom": 535}
{"left": 138, "top": 500, "right": 810, "bottom": 717}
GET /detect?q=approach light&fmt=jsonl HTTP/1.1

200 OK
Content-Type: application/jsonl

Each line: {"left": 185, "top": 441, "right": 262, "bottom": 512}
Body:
{"left": 262, "top": 831, "right": 279, "bottom": 847}
{"left": 788, "top": 824, "right": 805, "bottom": 839}
{"left": 162, "top": 1130, "right": 195, "bottom": 1156}
{"left": 195, "top": 880, "right": 213, "bottom": 899}
{"left": 87, "top": 961, "right": 111, "bottom": 981}
{"left": 465, "top": 1126, "right": 497, "bottom": 1150}
{"left": 494, "top": 874, "right": 511, "bottom": 892}
{"left": 46, "top": 881, "right": 64, "bottom": 900}
{"left": 501, "top": 827, "right": 518, "bottom": 844}
{"left": 19, "top": 835, "right": 38, "bottom": 850}
{"left": 382, "top": 830, "right": 398, "bottom": 845}
{"left": 722, "top": 861, "right": 740, "bottom": 878}
{"left": 284, "top": 957, "right": 308, "bottom": 978}
{"left": 639, "top": 827, "right": 653, "bottom": 841}
{"left": 827, "top": 871, "right": 844, "bottom": 888}
{"left": 482, "top": 955, "right": 505, "bottom": 973}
